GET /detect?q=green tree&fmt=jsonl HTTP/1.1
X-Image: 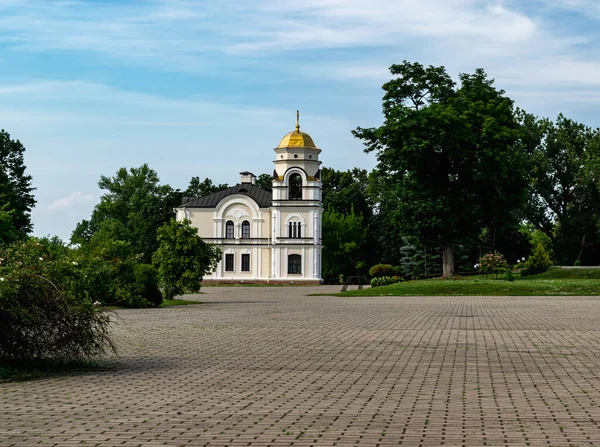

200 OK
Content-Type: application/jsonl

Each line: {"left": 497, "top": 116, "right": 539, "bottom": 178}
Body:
{"left": 0, "top": 129, "right": 36, "bottom": 241}
{"left": 183, "top": 176, "right": 229, "bottom": 198}
{"left": 255, "top": 173, "right": 273, "bottom": 192}
{"left": 71, "top": 164, "right": 176, "bottom": 263}
{"left": 521, "top": 113, "right": 600, "bottom": 265}
{"left": 152, "top": 219, "right": 221, "bottom": 300}
{"left": 0, "top": 207, "right": 21, "bottom": 244}
{"left": 321, "top": 209, "right": 366, "bottom": 284}
{"left": 321, "top": 167, "right": 372, "bottom": 219}
{"left": 354, "top": 61, "right": 529, "bottom": 276}
{"left": 321, "top": 167, "right": 375, "bottom": 270}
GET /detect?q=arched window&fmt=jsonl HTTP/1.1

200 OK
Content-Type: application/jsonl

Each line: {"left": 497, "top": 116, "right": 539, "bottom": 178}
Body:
{"left": 289, "top": 173, "right": 302, "bottom": 200}
{"left": 241, "top": 220, "right": 250, "bottom": 239}
{"left": 288, "top": 254, "right": 302, "bottom": 274}
{"left": 288, "top": 222, "right": 302, "bottom": 238}
{"left": 225, "top": 220, "right": 234, "bottom": 239}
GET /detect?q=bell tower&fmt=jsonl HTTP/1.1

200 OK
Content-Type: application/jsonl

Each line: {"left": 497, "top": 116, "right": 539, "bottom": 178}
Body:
{"left": 270, "top": 112, "right": 322, "bottom": 283}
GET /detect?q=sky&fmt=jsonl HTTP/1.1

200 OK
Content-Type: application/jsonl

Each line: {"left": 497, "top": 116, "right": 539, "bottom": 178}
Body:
{"left": 1, "top": 0, "right": 600, "bottom": 241}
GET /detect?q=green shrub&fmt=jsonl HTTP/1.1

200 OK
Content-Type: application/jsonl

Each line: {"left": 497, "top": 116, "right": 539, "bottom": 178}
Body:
{"left": 0, "top": 239, "right": 114, "bottom": 362}
{"left": 574, "top": 259, "right": 581, "bottom": 266}
{"left": 133, "top": 263, "right": 162, "bottom": 306}
{"left": 392, "top": 265, "right": 403, "bottom": 277}
{"left": 69, "top": 244, "right": 162, "bottom": 308}
{"left": 505, "top": 269, "right": 515, "bottom": 282}
{"left": 369, "top": 264, "right": 394, "bottom": 278}
{"left": 521, "top": 243, "right": 553, "bottom": 276}
{"left": 370, "top": 276, "right": 403, "bottom": 288}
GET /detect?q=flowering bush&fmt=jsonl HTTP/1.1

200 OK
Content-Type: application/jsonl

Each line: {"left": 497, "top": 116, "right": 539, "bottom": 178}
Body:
{"left": 478, "top": 251, "right": 508, "bottom": 277}
{"left": 0, "top": 239, "right": 115, "bottom": 361}
{"left": 370, "top": 276, "right": 403, "bottom": 288}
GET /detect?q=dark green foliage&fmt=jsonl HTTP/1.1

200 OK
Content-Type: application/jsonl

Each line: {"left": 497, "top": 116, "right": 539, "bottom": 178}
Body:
{"left": 322, "top": 168, "right": 372, "bottom": 220}
{"left": 399, "top": 239, "right": 442, "bottom": 280}
{"left": 183, "top": 176, "right": 229, "bottom": 198}
{"left": 110, "top": 261, "right": 163, "bottom": 308}
{"left": 521, "top": 243, "right": 553, "bottom": 276}
{"left": 0, "top": 130, "right": 36, "bottom": 242}
{"left": 255, "top": 174, "right": 273, "bottom": 192}
{"left": 133, "top": 264, "right": 163, "bottom": 307}
{"left": 153, "top": 219, "right": 222, "bottom": 300}
{"left": 368, "top": 264, "right": 394, "bottom": 278}
{"left": 505, "top": 270, "right": 515, "bottom": 282}
{"left": 354, "top": 62, "right": 529, "bottom": 276}
{"left": 320, "top": 168, "right": 373, "bottom": 282}
{"left": 0, "top": 207, "right": 22, "bottom": 244}
{"left": 38, "top": 237, "right": 163, "bottom": 308}
{"left": 321, "top": 209, "right": 366, "bottom": 284}
{"left": 528, "top": 268, "right": 600, "bottom": 280}
{"left": 521, "top": 113, "right": 600, "bottom": 265}
{"left": 0, "top": 239, "right": 114, "bottom": 362}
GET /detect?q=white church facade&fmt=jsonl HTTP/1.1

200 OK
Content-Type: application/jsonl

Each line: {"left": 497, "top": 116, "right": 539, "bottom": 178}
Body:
{"left": 175, "top": 114, "right": 323, "bottom": 284}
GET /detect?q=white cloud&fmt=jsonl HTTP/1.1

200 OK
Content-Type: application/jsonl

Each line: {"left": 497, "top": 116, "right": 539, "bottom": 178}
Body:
{"left": 48, "top": 192, "right": 95, "bottom": 212}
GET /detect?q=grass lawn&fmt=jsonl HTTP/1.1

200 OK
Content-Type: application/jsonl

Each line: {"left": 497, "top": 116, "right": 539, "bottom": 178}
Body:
{"left": 329, "top": 268, "right": 600, "bottom": 297}
{"left": 161, "top": 299, "right": 202, "bottom": 307}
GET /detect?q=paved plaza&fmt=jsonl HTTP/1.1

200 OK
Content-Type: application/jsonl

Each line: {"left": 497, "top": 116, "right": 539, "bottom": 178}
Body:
{"left": 2, "top": 287, "right": 600, "bottom": 446}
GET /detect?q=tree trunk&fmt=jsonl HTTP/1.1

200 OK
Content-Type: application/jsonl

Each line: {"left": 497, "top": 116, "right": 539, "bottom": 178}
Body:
{"left": 442, "top": 244, "right": 456, "bottom": 278}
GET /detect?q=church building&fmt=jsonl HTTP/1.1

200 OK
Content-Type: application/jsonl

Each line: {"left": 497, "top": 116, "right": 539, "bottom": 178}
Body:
{"left": 175, "top": 113, "right": 323, "bottom": 284}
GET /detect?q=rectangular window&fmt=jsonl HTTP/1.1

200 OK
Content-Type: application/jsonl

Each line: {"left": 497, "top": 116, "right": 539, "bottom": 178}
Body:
{"left": 241, "top": 253, "right": 250, "bottom": 272}
{"left": 225, "top": 254, "right": 234, "bottom": 271}
{"left": 288, "top": 254, "right": 302, "bottom": 274}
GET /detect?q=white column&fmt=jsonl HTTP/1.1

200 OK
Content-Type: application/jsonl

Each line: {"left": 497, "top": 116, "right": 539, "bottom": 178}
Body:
{"left": 302, "top": 246, "right": 306, "bottom": 278}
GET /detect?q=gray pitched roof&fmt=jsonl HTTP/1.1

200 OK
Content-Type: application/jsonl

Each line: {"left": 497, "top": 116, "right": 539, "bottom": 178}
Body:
{"left": 181, "top": 183, "right": 272, "bottom": 209}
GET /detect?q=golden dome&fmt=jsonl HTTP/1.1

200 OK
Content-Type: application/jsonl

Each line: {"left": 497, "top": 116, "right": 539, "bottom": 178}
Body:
{"left": 277, "top": 111, "right": 318, "bottom": 149}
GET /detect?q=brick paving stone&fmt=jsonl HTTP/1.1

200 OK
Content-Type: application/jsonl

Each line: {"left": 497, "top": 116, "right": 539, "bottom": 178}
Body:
{"left": 2, "top": 288, "right": 600, "bottom": 446}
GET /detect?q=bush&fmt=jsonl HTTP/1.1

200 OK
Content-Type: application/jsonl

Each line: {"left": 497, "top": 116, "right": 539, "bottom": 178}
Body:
{"left": 521, "top": 243, "right": 553, "bottom": 276}
{"left": 0, "top": 239, "right": 114, "bottom": 362}
{"left": 68, "top": 240, "right": 162, "bottom": 308}
{"left": 369, "top": 264, "right": 394, "bottom": 278}
{"left": 478, "top": 251, "right": 508, "bottom": 277}
{"left": 133, "top": 263, "right": 162, "bottom": 306}
{"left": 574, "top": 259, "right": 581, "bottom": 266}
{"left": 370, "top": 276, "right": 403, "bottom": 288}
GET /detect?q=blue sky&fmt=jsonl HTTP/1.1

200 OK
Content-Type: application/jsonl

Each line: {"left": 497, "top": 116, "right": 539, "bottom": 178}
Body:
{"left": 1, "top": 0, "right": 600, "bottom": 240}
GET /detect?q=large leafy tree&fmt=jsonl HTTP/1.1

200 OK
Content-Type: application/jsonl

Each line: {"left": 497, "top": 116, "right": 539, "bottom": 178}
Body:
{"left": 354, "top": 62, "right": 529, "bottom": 276}
{"left": 522, "top": 113, "right": 600, "bottom": 264}
{"left": 152, "top": 219, "right": 222, "bottom": 299}
{"left": 0, "top": 129, "right": 36, "bottom": 242}
{"left": 321, "top": 167, "right": 372, "bottom": 219}
{"left": 71, "top": 164, "right": 177, "bottom": 263}
{"left": 322, "top": 209, "right": 366, "bottom": 284}
{"left": 321, "top": 167, "right": 375, "bottom": 272}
